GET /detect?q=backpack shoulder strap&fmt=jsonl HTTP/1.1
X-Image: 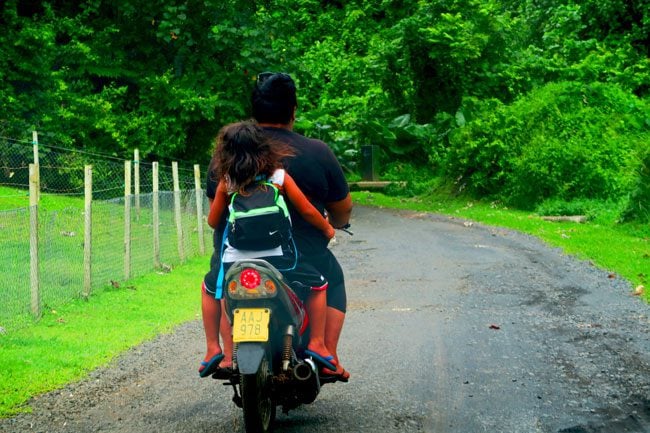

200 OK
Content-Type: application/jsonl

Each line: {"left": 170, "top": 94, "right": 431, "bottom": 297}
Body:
{"left": 227, "top": 191, "right": 237, "bottom": 223}
{"left": 275, "top": 187, "right": 290, "bottom": 217}
{"left": 214, "top": 223, "right": 229, "bottom": 298}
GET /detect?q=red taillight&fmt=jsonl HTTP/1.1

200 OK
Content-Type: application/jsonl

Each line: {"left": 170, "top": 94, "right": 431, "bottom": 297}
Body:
{"left": 240, "top": 268, "right": 261, "bottom": 289}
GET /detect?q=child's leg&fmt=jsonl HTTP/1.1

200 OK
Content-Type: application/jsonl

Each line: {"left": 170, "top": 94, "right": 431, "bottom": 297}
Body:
{"left": 219, "top": 298, "right": 233, "bottom": 368}
{"left": 201, "top": 287, "right": 222, "bottom": 363}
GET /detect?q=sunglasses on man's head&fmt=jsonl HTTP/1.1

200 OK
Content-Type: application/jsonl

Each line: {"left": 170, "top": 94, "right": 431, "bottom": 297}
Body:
{"left": 256, "top": 71, "right": 292, "bottom": 86}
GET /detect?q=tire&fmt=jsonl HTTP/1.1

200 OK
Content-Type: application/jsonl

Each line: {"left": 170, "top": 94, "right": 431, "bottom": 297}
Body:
{"left": 240, "top": 353, "right": 276, "bottom": 433}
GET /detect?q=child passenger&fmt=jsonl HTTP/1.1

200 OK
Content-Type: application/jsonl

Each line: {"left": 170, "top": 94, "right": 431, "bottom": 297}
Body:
{"left": 199, "top": 121, "right": 338, "bottom": 377}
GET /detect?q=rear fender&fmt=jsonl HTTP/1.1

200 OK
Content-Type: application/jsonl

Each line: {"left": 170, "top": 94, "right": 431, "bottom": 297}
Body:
{"left": 237, "top": 342, "right": 267, "bottom": 375}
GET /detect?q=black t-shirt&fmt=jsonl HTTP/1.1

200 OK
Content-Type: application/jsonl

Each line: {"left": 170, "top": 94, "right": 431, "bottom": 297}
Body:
{"left": 203, "top": 127, "right": 348, "bottom": 289}
{"left": 262, "top": 127, "right": 349, "bottom": 254}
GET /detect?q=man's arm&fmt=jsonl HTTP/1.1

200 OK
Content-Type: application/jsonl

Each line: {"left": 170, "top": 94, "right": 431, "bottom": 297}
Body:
{"left": 283, "top": 174, "right": 335, "bottom": 239}
{"left": 325, "top": 193, "right": 352, "bottom": 229}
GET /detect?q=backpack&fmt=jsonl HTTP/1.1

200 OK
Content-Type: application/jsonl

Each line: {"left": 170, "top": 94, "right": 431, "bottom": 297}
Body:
{"left": 227, "top": 181, "right": 291, "bottom": 250}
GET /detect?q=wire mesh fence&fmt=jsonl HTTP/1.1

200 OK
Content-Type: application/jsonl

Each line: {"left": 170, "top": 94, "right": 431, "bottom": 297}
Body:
{"left": 0, "top": 135, "right": 211, "bottom": 332}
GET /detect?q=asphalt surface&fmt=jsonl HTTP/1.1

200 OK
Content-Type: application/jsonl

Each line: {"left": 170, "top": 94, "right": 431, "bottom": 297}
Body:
{"left": 2, "top": 205, "right": 649, "bottom": 433}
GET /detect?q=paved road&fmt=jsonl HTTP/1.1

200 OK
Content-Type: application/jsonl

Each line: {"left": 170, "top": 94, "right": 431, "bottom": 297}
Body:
{"left": 2, "top": 205, "right": 649, "bottom": 433}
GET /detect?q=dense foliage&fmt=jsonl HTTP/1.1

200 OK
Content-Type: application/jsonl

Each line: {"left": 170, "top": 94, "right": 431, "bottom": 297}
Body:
{"left": 1, "top": 0, "right": 648, "bottom": 219}
{"left": 446, "top": 82, "right": 649, "bottom": 208}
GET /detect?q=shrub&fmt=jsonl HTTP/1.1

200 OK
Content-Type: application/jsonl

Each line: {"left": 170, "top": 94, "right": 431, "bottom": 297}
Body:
{"left": 381, "top": 162, "right": 441, "bottom": 196}
{"left": 620, "top": 145, "right": 650, "bottom": 223}
{"left": 445, "top": 82, "right": 649, "bottom": 210}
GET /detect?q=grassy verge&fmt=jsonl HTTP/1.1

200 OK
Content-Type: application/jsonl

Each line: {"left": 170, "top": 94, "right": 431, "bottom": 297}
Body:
{"left": 0, "top": 254, "right": 208, "bottom": 418}
{"left": 0, "top": 186, "right": 78, "bottom": 211}
{"left": 352, "top": 191, "right": 649, "bottom": 300}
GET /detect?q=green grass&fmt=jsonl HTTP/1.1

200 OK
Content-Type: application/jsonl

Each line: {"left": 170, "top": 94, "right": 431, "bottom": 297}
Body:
{"left": 0, "top": 254, "right": 207, "bottom": 418}
{"left": 0, "top": 186, "right": 83, "bottom": 211}
{"left": 353, "top": 191, "right": 649, "bottom": 300}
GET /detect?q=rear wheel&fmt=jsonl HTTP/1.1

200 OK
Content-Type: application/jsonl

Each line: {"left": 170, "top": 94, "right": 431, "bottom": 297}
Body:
{"left": 240, "top": 353, "right": 276, "bottom": 433}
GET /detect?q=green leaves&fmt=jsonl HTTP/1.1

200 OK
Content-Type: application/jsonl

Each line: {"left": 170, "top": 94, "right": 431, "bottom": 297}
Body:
{"left": 0, "top": 0, "right": 648, "bottom": 223}
{"left": 445, "top": 82, "right": 650, "bottom": 209}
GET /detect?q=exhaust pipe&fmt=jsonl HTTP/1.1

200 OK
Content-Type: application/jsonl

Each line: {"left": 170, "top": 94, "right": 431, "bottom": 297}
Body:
{"left": 292, "top": 359, "right": 320, "bottom": 404}
{"left": 293, "top": 359, "right": 316, "bottom": 381}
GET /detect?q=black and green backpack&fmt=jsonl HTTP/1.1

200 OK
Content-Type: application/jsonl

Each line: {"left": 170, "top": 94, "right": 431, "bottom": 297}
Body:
{"left": 227, "top": 181, "right": 291, "bottom": 250}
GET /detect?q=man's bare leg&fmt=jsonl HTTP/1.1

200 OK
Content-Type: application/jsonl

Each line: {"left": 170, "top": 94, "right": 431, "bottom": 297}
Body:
{"left": 323, "top": 306, "right": 349, "bottom": 379}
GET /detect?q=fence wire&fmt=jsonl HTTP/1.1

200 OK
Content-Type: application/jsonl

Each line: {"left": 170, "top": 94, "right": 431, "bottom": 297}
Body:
{"left": 0, "top": 137, "right": 211, "bottom": 332}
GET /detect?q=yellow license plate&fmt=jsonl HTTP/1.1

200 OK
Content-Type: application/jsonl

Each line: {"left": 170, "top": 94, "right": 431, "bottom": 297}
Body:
{"left": 232, "top": 308, "right": 270, "bottom": 342}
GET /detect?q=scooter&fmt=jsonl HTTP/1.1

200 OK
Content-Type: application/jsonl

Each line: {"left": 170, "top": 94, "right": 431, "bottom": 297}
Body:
{"left": 214, "top": 258, "right": 344, "bottom": 433}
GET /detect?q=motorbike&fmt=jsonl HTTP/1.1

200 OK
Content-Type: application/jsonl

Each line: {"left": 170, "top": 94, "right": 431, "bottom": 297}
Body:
{"left": 213, "top": 257, "right": 344, "bottom": 433}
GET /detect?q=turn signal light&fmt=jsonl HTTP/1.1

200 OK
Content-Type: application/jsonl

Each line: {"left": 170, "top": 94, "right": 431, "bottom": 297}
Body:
{"left": 264, "top": 280, "right": 276, "bottom": 294}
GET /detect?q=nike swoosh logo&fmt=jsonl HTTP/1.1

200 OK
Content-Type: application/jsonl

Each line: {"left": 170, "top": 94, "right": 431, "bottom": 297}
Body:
{"left": 269, "top": 230, "right": 279, "bottom": 235}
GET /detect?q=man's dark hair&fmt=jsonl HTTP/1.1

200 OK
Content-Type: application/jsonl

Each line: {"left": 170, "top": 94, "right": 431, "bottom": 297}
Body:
{"left": 252, "top": 72, "right": 297, "bottom": 124}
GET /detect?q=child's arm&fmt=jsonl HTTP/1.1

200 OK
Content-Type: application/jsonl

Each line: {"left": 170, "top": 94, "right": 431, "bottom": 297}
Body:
{"left": 282, "top": 174, "right": 335, "bottom": 239}
{"left": 207, "top": 180, "right": 229, "bottom": 229}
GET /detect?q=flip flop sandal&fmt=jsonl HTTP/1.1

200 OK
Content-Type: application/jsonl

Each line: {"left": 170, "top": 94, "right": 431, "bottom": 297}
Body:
{"left": 199, "top": 353, "right": 224, "bottom": 378}
{"left": 304, "top": 349, "right": 337, "bottom": 371}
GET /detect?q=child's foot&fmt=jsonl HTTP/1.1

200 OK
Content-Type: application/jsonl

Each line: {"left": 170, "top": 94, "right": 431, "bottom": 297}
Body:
{"left": 199, "top": 352, "right": 224, "bottom": 378}
{"left": 305, "top": 343, "right": 337, "bottom": 371}
{"left": 219, "top": 358, "right": 233, "bottom": 370}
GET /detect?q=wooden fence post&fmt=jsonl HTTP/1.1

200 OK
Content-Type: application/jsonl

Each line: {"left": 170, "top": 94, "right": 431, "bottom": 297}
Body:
{"left": 152, "top": 162, "right": 161, "bottom": 268}
{"left": 134, "top": 149, "right": 140, "bottom": 220}
{"left": 194, "top": 164, "right": 205, "bottom": 255}
{"left": 83, "top": 165, "right": 92, "bottom": 298}
{"left": 124, "top": 160, "right": 132, "bottom": 280}
{"left": 172, "top": 161, "right": 185, "bottom": 262}
{"left": 32, "top": 131, "right": 40, "bottom": 203}
{"left": 29, "top": 163, "right": 40, "bottom": 319}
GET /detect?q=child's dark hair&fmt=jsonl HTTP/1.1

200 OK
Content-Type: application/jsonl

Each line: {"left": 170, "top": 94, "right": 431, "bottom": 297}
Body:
{"left": 213, "top": 121, "right": 294, "bottom": 193}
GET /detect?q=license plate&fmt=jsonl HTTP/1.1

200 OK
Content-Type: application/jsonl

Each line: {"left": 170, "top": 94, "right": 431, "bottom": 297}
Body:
{"left": 232, "top": 308, "right": 270, "bottom": 342}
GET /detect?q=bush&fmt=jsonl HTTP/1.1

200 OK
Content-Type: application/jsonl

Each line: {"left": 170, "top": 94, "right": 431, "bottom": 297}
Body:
{"left": 445, "top": 82, "right": 650, "bottom": 210}
{"left": 620, "top": 146, "right": 650, "bottom": 223}
{"left": 380, "top": 162, "right": 441, "bottom": 196}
